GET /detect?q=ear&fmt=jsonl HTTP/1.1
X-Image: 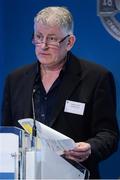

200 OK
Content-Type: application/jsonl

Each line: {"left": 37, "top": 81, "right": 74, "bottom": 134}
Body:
{"left": 66, "top": 35, "right": 76, "bottom": 51}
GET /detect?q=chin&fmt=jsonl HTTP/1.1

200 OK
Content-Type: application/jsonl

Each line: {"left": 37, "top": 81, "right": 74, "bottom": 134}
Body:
{"left": 40, "top": 60, "right": 52, "bottom": 66}
{"left": 38, "top": 57, "right": 49, "bottom": 64}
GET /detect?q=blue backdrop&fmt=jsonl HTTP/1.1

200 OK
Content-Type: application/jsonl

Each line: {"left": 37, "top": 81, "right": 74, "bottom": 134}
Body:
{"left": 0, "top": 0, "right": 120, "bottom": 178}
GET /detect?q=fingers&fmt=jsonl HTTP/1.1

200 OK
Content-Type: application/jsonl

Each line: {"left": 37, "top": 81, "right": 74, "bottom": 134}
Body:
{"left": 64, "top": 152, "right": 89, "bottom": 162}
{"left": 65, "top": 149, "right": 90, "bottom": 157}
{"left": 64, "top": 142, "right": 91, "bottom": 162}
{"left": 64, "top": 150, "right": 90, "bottom": 162}
{"left": 75, "top": 142, "right": 91, "bottom": 152}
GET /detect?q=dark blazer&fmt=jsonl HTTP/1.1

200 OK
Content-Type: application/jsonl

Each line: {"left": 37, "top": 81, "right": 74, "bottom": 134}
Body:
{"left": 2, "top": 52, "right": 119, "bottom": 179}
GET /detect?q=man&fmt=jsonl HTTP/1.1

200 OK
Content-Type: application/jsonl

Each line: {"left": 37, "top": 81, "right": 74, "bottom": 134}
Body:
{"left": 2, "top": 6, "right": 119, "bottom": 179}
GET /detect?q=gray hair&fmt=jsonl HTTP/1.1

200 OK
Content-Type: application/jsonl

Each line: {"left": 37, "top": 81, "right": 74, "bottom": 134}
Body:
{"left": 34, "top": 6, "right": 74, "bottom": 34}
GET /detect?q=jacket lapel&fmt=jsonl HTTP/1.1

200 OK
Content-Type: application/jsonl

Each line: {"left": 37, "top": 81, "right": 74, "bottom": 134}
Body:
{"left": 49, "top": 53, "right": 83, "bottom": 127}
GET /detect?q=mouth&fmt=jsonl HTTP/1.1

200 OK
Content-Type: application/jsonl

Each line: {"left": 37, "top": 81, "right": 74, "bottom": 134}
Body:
{"left": 39, "top": 53, "right": 50, "bottom": 56}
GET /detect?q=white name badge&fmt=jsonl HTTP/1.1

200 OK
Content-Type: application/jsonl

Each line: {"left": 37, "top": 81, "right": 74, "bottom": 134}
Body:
{"left": 64, "top": 100, "right": 85, "bottom": 115}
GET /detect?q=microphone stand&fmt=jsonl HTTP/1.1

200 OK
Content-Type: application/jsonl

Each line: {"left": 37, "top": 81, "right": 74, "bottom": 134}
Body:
{"left": 31, "top": 88, "right": 37, "bottom": 149}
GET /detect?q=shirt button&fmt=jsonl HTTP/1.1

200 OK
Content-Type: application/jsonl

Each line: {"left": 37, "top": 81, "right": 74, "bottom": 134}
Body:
{"left": 44, "top": 96, "right": 47, "bottom": 100}
{"left": 41, "top": 114, "right": 45, "bottom": 117}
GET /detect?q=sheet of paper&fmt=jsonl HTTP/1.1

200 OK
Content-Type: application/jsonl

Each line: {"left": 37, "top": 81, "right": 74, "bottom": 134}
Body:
{"left": 18, "top": 118, "right": 75, "bottom": 154}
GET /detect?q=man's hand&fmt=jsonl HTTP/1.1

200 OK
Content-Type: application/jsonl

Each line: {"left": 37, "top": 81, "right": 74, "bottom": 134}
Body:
{"left": 64, "top": 142, "right": 91, "bottom": 162}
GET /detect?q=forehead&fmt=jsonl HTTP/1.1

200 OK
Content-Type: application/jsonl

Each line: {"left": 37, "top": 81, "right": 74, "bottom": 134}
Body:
{"left": 34, "top": 22, "right": 65, "bottom": 36}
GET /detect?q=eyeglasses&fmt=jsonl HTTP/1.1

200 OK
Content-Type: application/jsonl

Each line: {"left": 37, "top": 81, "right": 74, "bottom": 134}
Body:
{"left": 32, "top": 34, "right": 70, "bottom": 47}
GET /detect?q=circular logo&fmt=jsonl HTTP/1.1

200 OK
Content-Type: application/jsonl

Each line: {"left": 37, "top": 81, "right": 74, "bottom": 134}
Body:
{"left": 98, "top": 0, "right": 120, "bottom": 41}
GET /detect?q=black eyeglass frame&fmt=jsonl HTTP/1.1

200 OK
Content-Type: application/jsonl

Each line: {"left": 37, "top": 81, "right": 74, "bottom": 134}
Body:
{"left": 32, "top": 33, "right": 70, "bottom": 46}
{"left": 58, "top": 34, "right": 70, "bottom": 44}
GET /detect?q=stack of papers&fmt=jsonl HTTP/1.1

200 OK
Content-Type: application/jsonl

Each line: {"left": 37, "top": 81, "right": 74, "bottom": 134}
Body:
{"left": 18, "top": 118, "right": 75, "bottom": 155}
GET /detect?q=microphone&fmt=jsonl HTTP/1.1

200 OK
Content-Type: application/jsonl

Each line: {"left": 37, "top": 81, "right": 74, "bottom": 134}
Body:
{"left": 31, "top": 88, "right": 37, "bottom": 147}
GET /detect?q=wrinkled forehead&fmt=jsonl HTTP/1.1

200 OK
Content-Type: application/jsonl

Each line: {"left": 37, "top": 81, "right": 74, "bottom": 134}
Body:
{"left": 34, "top": 21, "right": 66, "bottom": 36}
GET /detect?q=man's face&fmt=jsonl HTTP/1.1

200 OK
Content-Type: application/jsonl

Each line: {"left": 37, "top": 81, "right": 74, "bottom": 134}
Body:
{"left": 34, "top": 23, "right": 75, "bottom": 67}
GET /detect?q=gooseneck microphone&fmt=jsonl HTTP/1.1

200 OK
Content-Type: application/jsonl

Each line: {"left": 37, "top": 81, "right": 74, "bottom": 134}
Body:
{"left": 32, "top": 88, "right": 37, "bottom": 147}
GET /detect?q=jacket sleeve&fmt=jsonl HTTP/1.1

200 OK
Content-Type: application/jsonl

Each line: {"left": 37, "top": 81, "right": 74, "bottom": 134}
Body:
{"left": 86, "top": 71, "right": 119, "bottom": 162}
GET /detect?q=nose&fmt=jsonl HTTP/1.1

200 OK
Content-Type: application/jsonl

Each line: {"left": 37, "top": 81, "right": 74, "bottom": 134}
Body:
{"left": 40, "top": 41, "right": 49, "bottom": 50}
{"left": 40, "top": 36, "right": 49, "bottom": 49}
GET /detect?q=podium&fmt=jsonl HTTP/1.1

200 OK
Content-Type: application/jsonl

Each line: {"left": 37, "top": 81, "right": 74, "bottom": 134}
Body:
{"left": 0, "top": 126, "right": 27, "bottom": 179}
{"left": 0, "top": 126, "right": 89, "bottom": 179}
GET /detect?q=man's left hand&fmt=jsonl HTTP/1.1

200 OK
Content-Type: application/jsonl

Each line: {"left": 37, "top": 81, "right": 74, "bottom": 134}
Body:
{"left": 64, "top": 142, "right": 91, "bottom": 162}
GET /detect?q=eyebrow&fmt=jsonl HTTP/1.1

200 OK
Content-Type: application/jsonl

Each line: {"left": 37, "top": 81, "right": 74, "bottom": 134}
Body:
{"left": 31, "top": 32, "right": 58, "bottom": 40}
{"left": 35, "top": 32, "right": 58, "bottom": 36}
